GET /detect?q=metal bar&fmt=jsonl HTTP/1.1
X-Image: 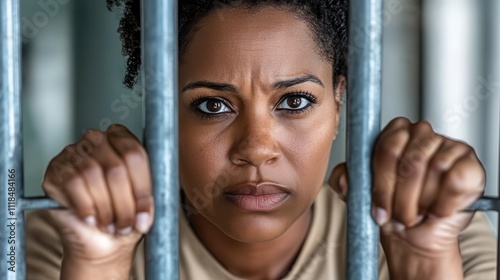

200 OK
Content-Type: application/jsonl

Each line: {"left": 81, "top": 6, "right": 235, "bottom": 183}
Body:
{"left": 19, "top": 198, "right": 61, "bottom": 210}
{"left": 346, "top": 0, "right": 383, "bottom": 279}
{"left": 0, "top": 0, "right": 24, "bottom": 279}
{"left": 465, "top": 197, "right": 500, "bottom": 212}
{"left": 497, "top": 88, "right": 500, "bottom": 280}
{"left": 142, "top": 0, "right": 179, "bottom": 279}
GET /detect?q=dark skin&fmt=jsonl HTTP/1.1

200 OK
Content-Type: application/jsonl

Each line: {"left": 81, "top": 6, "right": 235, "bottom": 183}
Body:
{"left": 41, "top": 6, "right": 484, "bottom": 280}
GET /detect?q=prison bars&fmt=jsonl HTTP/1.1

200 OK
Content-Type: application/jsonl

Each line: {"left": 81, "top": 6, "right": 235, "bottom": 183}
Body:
{"left": 142, "top": 0, "right": 179, "bottom": 279}
{"left": 346, "top": 0, "right": 383, "bottom": 279}
{"left": 1, "top": 0, "right": 500, "bottom": 280}
{"left": 0, "top": 0, "right": 24, "bottom": 279}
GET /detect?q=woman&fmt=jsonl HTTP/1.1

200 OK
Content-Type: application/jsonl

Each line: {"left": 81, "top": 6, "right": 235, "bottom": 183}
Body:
{"left": 26, "top": 0, "right": 497, "bottom": 279}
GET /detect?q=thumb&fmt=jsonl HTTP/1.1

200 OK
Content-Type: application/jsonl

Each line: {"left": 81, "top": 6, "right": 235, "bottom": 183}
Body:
{"left": 328, "top": 162, "right": 348, "bottom": 201}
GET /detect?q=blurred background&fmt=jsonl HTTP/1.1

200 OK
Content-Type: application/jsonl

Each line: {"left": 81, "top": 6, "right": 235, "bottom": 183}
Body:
{"left": 21, "top": 0, "right": 499, "bottom": 231}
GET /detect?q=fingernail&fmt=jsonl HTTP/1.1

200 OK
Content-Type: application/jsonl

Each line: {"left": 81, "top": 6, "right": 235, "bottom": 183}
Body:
{"left": 106, "top": 224, "right": 116, "bottom": 234}
{"left": 392, "top": 221, "right": 405, "bottom": 232}
{"left": 84, "top": 216, "right": 96, "bottom": 227}
{"left": 118, "top": 226, "right": 133, "bottom": 236}
{"left": 374, "top": 207, "right": 388, "bottom": 226}
{"left": 135, "top": 212, "right": 150, "bottom": 233}
{"left": 415, "top": 215, "right": 424, "bottom": 224}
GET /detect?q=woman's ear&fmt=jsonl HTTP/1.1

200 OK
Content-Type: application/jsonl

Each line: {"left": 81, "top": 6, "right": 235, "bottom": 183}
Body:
{"left": 332, "top": 75, "right": 346, "bottom": 141}
{"left": 334, "top": 75, "right": 346, "bottom": 110}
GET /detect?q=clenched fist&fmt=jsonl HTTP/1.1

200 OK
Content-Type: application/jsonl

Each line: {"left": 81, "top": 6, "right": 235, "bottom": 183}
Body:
{"left": 329, "top": 117, "right": 485, "bottom": 279}
{"left": 42, "top": 124, "right": 154, "bottom": 267}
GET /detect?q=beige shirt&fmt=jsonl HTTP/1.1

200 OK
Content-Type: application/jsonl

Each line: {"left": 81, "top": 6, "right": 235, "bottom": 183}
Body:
{"left": 26, "top": 187, "right": 497, "bottom": 280}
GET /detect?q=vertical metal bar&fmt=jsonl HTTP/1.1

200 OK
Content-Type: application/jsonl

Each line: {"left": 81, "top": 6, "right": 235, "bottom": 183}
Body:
{"left": 142, "top": 0, "right": 179, "bottom": 279}
{"left": 1, "top": 0, "right": 24, "bottom": 280}
{"left": 346, "top": 0, "right": 383, "bottom": 279}
{"left": 498, "top": 104, "right": 500, "bottom": 280}
{"left": 486, "top": 0, "right": 500, "bottom": 278}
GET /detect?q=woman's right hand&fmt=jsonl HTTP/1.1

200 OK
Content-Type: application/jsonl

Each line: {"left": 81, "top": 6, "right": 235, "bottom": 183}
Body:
{"left": 42, "top": 124, "right": 154, "bottom": 266}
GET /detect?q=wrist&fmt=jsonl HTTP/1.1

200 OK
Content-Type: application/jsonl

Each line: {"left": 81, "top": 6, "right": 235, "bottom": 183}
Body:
{"left": 61, "top": 250, "right": 135, "bottom": 280}
{"left": 383, "top": 242, "right": 463, "bottom": 280}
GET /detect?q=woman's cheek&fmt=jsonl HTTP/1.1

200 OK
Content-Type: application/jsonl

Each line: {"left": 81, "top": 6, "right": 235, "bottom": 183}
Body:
{"left": 289, "top": 112, "right": 336, "bottom": 168}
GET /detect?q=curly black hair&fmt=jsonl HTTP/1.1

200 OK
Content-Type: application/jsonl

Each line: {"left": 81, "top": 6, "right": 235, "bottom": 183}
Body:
{"left": 106, "top": 0, "right": 348, "bottom": 89}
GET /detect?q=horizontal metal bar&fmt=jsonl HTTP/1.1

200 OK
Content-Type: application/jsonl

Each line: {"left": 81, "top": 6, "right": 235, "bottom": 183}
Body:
{"left": 465, "top": 197, "right": 500, "bottom": 212}
{"left": 19, "top": 197, "right": 62, "bottom": 210}
{"left": 18, "top": 196, "right": 500, "bottom": 212}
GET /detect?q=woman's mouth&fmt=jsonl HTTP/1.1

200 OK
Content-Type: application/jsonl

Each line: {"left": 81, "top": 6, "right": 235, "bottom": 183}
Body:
{"left": 223, "top": 183, "right": 291, "bottom": 211}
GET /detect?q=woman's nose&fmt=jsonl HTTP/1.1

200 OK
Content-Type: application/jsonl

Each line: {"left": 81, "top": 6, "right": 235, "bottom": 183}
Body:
{"left": 229, "top": 119, "right": 280, "bottom": 167}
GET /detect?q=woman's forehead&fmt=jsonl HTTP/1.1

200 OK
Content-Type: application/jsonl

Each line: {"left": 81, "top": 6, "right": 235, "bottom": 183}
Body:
{"left": 179, "top": 6, "right": 331, "bottom": 84}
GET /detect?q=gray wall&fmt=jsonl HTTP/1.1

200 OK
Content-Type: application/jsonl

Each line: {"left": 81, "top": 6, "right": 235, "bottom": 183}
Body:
{"left": 22, "top": 0, "right": 141, "bottom": 196}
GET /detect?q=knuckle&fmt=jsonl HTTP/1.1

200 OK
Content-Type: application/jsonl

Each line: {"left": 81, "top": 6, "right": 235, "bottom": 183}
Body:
{"left": 63, "top": 144, "right": 85, "bottom": 167}
{"left": 464, "top": 144, "right": 476, "bottom": 157}
{"left": 104, "top": 164, "right": 127, "bottom": 182}
{"left": 119, "top": 141, "right": 148, "bottom": 163}
{"left": 79, "top": 159, "right": 103, "bottom": 180}
{"left": 108, "top": 123, "right": 125, "bottom": 130}
{"left": 429, "top": 156, "right": 450, "bottom": 171}
{"left": 82, "top": 129, "right": 104, "bottom": 146}
{"left": 387, "top": 117, "right": 410, "bottom": 129}
{"left": 41, "top": 178, "right": 56, "bottom": 195}
{"left": 62, "top": 144, "right": 77, "bottom": 155}
{"left": 397, "top": 159, "right": 423, "bottom": 178}
{"left": 46, "top": 160, "right": 73, "bottom": 184}
{"left": 412, "top": 120, "right": 433, "bottom": 134}
{"left": 378, "top": 130, "right": 409, "bottom": 158}
{"left": 429, "top": 156, "right": 448, "bottom": 172}
{"left": 442, "top": 169, "right": 468, "bottom": 195}
{"left": 64, "top": 176, "right": 85, "bottom": 191}
{"left": 75, "top": 140, "right": 94, "bottom": 157}
{"left": 403, "top": 148, "right": 426, "bottom": 167}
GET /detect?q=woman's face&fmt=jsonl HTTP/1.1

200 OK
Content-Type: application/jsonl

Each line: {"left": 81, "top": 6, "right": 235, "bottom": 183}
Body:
{"left": 179, "top": 6, "right": 343, "bottom": 242}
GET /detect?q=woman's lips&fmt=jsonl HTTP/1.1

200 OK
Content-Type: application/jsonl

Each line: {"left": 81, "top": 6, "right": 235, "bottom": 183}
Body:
{"left": 223, "top": 183, "right": 291, "bottom": 211}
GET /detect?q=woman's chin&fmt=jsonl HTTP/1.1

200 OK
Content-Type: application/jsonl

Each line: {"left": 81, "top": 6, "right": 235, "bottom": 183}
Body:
{"left": 217, "top": 215, "right": 293, "bottom": 243}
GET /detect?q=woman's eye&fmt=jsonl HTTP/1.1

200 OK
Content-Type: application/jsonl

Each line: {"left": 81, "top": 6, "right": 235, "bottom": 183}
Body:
{"left": 277, "top": 96, "right": 311, "bottom": 110}
{"left": 197, "top": 98, "right": 232, "bottom": 114}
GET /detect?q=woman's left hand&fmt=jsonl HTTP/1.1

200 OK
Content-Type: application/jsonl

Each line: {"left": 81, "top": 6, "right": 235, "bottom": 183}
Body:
{"left": 329, "top": 117, "right": 485, "bottom": 279}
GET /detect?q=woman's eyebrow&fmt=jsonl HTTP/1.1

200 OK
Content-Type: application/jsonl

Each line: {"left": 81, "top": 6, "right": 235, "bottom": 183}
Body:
{"left": 181, "top": 74, "right": 324, "bottom": 93}
{"left": 181, "top": 81, "right": 237, "bottom": 93}
{"left": 273, "top": 75, "right": 325, "bottom": 89}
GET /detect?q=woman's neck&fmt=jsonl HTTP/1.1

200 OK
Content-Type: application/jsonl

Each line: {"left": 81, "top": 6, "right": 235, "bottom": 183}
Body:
{"left": 187, "top": 205, "right": 313, "bottom": 280}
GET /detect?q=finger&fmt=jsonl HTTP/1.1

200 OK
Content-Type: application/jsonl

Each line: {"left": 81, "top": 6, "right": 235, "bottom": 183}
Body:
{"left": 381, "top": 117, "right": 411, "bottom": 135}
{"left": 44, "top": 144, "right": 85, "bottom": 187}
{"left": 371, "top": 118, "right": 411, "bottom": 226}
{"left": 107, "top": 124, "right": 154, "bottom": 233}
{"left": 43, "top": 145, "right": 96, "bottom": 224}
{"left": 74, "top": 150, "right": 115, "bottom": 229}
{"left": 54, "top": 166, "right": 96, "bottom": 224}
{"left": 419, "top": 140, "right": 469, "bottom": 213}
{"left": 43, "top": 148, "right": 74, "bottom": 207}
{"left": 328, "top": 163, "right": 347, "bottom": 201}
{"left": 91, "top": 132, "right": 137, "bottom": 234}
{"left": 430, "top": 151, "right": 485, "bottom": 217}
{"left": 392, "top": 121, "right": 442, "bottom": 227}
